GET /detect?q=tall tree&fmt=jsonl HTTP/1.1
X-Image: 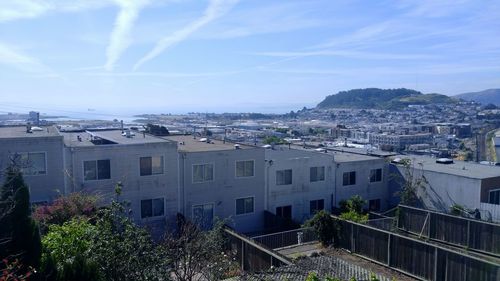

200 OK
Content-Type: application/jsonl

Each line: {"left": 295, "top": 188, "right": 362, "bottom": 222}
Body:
{"left": 0, "top": 164, "right": 41, "bottom": 269}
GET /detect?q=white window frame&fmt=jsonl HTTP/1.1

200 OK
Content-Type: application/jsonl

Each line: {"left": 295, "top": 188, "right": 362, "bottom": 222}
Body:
{"left": 139, "top": 156, "right": 164, "bottom": 176}
{"left": 140, "top": 197, "right": 165, "bottom": 219}
{"left": 276, "top": 169, "right": 293, "bottom": 185}
{"left": 192, "top": 163, "right": 215, "bottom": 183}
{"left": 235, "top": 159, "right": 255, "bottom": 178}
{"left": 192, "top": 202, "right": 215, "bottom": 225}
{"left": 14, "top": 151, "right": 47, "bottom": 176}
{"left": 310, "top": 166, "right": 326, "bottom": 182}
{"left": 343, "top": 171, "right": 356, "bottom": 186}
{"left": 369, "top": 168, "right": 383, "bottom": 183}
{"left": 83, "top": 159, "right": 111, "bottom": 181}
{"left": 489, "top": 189, "right": 500, "bottom": 205}
{"left": 235, "top": 196, "right": 255, "bottom": 216}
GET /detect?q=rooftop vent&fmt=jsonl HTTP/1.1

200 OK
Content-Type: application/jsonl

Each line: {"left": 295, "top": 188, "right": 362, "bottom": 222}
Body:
{"left": 436, "top": 158, "right": 453, "bottom": 164}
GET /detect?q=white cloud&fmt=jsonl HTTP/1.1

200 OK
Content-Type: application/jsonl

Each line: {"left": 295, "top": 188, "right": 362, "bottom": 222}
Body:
{"left": 0, "top": 0, "right": 112, "bottom": 22}
{"left": 0, "top": 42, "right": 53, "bottom": 73}
{"left": 134, "top": 0, "right": 238, "bottom": 70}
{"left": 104, "top": 0, "right": 149, "bottom": 71}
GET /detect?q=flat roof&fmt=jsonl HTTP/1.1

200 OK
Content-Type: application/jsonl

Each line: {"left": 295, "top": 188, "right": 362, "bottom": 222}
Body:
{"left": 60, "top": 130, "right": 172, "bottom": 147}
{"left": 332, "top": 151, "right": 382, "bottom": 163}
{"left": 288, "top": 144, "right": 381, "bottom": 163}
{"left": 392, "top": 155, "right": 500, "bottom": 179}
{"left": 164, "top": 135, "right": 255, "bottom": 152}
{"left": 0, "top": 126, "right": 61, "bottom": 139}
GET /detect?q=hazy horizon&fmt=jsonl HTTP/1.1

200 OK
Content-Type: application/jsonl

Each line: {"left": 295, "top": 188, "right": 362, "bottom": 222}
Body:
{"left": 1, "top": 0, "right": 500, "bottom": 114}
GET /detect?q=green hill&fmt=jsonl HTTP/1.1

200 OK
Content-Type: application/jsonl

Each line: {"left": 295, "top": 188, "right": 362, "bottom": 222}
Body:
{"left": 317, "top": 88, "right": 458, "bottom": 110}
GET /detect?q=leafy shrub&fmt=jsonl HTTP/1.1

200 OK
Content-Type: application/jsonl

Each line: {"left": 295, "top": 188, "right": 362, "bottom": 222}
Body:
{"left": 304, "top": 210, "right": 339, "bottom": 246}
{"left": 33, "top": 192, "right": 99, "bottom": 233}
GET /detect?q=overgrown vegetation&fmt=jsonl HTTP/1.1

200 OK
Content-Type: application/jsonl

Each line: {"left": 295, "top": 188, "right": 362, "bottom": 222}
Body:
{"left": 338, "top": 195, "right": 368, "bottom": 223}
{"left": 0, "top": 163, "right": 239, "bottom": 281}
{"left": 0, "top": 163, "right": 41, "bottom": 274}
{"left": 395, "top": 158, "right": 428, "bottom": 206}
{"left": 145, "top": 123, "right": 169, "bottom": 136}
{"left": 304, "top": 210, "right": 339, "bottom": 247}
{"left": 33, "top": 192, "right": 99, "bottom": 233}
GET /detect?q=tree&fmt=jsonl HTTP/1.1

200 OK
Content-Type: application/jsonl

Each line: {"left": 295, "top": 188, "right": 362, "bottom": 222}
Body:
{"left": 162, "top": 218, "right": 238, "bottom": 281}
{"left": 145, "top": 124, "right": 169, "bottom": 136}
{"left": 0, "top": 164, "right": 41, "bottom": 269}
{"left": 338, "top": 196, "right": 368, "bottom": 223}
{"left": 89, "top": 199, "right": 169, "bottom": 281}
{"left": 304, "top": 210, "right": 339, "bottom": 247}
{"left": 40, "top": 219, "right": 100, "bottom": 281}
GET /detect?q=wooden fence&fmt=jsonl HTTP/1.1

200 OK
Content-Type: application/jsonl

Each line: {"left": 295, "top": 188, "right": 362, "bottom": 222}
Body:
{"left": 335, "top": 217, "right": 500, "bottom": 281}
{"left": 397, "top": 205, "right": 500, "bottom": 257}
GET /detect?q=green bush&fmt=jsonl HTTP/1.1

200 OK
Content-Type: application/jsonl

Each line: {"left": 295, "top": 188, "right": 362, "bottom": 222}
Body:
{"left": 304, "top": 210, "right": 339, "bottom": 246}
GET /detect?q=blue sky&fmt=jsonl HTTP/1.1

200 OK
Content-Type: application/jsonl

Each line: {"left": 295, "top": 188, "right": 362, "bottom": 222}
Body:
{"left": 1, "top": 0, "right": 500, "bottom": 115}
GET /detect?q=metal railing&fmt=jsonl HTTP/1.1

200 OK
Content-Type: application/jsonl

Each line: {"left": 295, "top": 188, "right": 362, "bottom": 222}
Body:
{"left": 251, "top": 227, "right": 318, "bottom": 249}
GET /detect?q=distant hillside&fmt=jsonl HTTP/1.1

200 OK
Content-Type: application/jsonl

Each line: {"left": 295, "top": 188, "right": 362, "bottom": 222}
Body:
{"left": 455, "top": 89, "right": 500, "bottom": 106}
{"left": 317, "top": 88, "right": 458, "bottom": 110}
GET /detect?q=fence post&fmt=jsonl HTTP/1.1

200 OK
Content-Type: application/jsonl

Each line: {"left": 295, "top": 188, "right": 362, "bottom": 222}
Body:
{"left": 466, "top": 220, "right": 471, "bottom": 248}
{"left": 351, "top": 223, "right": 355, "bottom": 252}
{"left": 433, "top": 247, "right": 438, "bottom": 281}
{"left": 387, "top": 233, "right": 391, "bottom": 266}
{"left": 241, "top": 240, "right": 245, "bottom": 271}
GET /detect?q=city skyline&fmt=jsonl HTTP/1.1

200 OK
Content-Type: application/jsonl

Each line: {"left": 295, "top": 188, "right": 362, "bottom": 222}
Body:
{"left": 1, "top": 0, "right": 500, "bottom": 115}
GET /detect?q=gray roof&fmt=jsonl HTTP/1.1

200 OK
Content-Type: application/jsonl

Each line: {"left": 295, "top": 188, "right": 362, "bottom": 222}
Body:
{"left": 332, "top": 151, "right": 382, "bottom": 163}
{"left": 392, "top": 155, "right": 500, "bottom": 179}
{"left": 287, "top": 144, "right": 381, "bottom": 163}
{"left": 164, "top": 135, "right": 256, "bottom": 152}
{"left": 60, "top": 130, "right": 172, "bottom": 147}
{"left": 0, "top": 126, "right": 61, "bottom": 139}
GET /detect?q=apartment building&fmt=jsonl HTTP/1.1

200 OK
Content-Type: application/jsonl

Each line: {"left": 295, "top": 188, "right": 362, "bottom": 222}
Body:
{"left": 369, "top": 133, "right": 433, "bottom": 151}
{"left": 0, "top": 126, "right": 65, "bottom": 203}
{"left": 58, "top": 129, "right": 179, "bottom": 224}
{"left": 333, "top": 152, "right": 389, "bottom": 211}
{"left": 165, "top": 135, "right": 266, "bottom": 233}
{"left": 390, "top": 156, "right": 500, "bottom": 213}
{"left": 265, "top": 147, "right": 335, "bottom": 223}
{"left": 0, "top": 125, "right": 393, "bottom": 233}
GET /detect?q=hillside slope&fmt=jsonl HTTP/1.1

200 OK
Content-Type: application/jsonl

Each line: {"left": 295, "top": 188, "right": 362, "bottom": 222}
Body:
{"left": 317, "top": 88, "right": 457, "bottom": 110}
{"left": 455, "top": 89, "right": 500, "bottom": 106}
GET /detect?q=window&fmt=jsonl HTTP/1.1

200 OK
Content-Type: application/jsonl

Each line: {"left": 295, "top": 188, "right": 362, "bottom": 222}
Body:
{"left": 193, "top": 164, "right": 214, "bottom": 183}
{"left": 84, "top": 159, "right": 110, "bottom": 181}
{"left": 343, "top": 171, "right": 356, "bottom": 186}
{"left": 141, "top": 198, "right": 164, "bottom": 218}
{"left": 236, "top": 160, "right": 254, "bottom": 177}
{"left": 18, "top": 152, "right": 46, "bottom": 175}
{"left": 490, "top": 190, "right": 500, "bottom": 205}
{"left": 310, "top": 199, "right": 324, "bottom": 215}
{"left": 276, "top": 205, "right": 292, "bottom": 219}
{"left": 310, "top": 166, "right": 325, "bottom": 182}
{"left": 369, "top": 199, "right": 381, "bottom": 211}
{"left": 370, "top": 168, "right": 382, "bottom": 182}
{"left": 276, "top": 169, "right": 292, "bottom": 185}
{"left": 140, "top": 156, "right": 164, "bottom": 176}
{"left": 193, "top": 203, "right": 214, "bottom": 230}
{"left": 236, "top": 197, "right": 254, "bottom": 215}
